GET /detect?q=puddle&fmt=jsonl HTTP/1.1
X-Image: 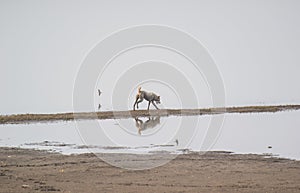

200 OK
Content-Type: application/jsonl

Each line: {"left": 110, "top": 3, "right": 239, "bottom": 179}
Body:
{"left": 0, "top": 111, "right": 299, "bottom": 160}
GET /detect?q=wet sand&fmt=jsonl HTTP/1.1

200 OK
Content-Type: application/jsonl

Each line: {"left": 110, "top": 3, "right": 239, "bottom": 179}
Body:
{"left": 0, "top": 147, "right": 299, "bottom": 192}
{"left": 1, "top": 104, "right": 300, "bottom": 124}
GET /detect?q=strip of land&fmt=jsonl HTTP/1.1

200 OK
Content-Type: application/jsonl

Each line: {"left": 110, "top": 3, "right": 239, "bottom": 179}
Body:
{"left": 0, "top": 104, "right": 299, "bottom": 124}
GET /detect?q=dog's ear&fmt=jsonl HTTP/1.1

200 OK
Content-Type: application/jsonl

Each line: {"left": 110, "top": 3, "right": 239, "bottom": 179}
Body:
{"left": 158, "top": 96, "right": 160, "bottom": 99}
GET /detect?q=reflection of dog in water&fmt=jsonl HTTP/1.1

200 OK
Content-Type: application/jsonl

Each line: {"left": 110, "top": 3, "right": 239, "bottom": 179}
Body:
{"left": 135, "top": 116, "right": 161, "bottom": 135}
{"left": 133, "top": 86, "right": 161, "bottom": 110}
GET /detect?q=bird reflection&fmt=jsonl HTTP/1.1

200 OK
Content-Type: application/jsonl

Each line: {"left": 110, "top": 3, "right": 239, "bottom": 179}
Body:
{"left": 135, "top": 116, "right": 161, "bottom": 135}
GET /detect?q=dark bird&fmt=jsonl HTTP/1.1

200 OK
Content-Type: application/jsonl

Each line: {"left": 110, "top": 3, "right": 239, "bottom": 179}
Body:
{"left": 98, "top": 89, "right": 102, "bottom": 96}
{"left": 175, "top": 139, "right": 179, "bottom": 146}
{"left": 98, "top": 104, "right": 102, "bottom": 110}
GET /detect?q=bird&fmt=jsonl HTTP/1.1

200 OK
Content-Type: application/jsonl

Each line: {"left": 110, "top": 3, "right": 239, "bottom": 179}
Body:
{"left": 98, "top": 89, "right": 102, "bottom": 96}
{"left": 98, "top": 104, "right": 102, "bottom": 110}
{"left": 175, "top": 139, "right": 179, "bottom": 146}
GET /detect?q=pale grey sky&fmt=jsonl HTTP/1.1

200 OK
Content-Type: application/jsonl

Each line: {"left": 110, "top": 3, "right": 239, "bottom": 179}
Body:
{"left": 1, "top": 0, "right": 300, "bottom": 114}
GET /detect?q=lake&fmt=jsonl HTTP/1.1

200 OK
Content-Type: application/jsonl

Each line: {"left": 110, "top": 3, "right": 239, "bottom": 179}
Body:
{"left": 0, "top": 111, "right": 299, "bottom": 160}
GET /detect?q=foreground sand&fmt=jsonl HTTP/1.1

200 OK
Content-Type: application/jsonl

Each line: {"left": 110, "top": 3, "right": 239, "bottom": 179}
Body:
{"left": 0, "top": 147, "right": 300, "bottom": 192}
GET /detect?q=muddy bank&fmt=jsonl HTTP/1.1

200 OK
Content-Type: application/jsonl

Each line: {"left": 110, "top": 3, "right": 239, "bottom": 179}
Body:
{"left": 1, "top": 104, "right": 300, "bottom": 124}
{"left": 0, "top": 147, "right": 300, "bottom": 192}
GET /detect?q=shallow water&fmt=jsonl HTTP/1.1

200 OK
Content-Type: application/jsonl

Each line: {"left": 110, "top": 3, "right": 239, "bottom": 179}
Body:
{"left": 213, "top": 111, "right": 300, "bottom": 160}
{"left": 0, "top": 111, "right": 299, "bottom": 160}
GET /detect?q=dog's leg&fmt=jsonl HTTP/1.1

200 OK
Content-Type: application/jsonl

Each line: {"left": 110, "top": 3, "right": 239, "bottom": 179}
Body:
{"left": 147, "top": 101, "right": 151, "bottom": 110}
{"left": 133, "top": 97, "right": 139, "bottom": 110}
{"left": 136, "top": 98, "right": 143, "bottom": 109}
{"left": 152, "top": 101, "right": 159, "bottom": 109}
{"left": 133, "top": 94, "right": 143, "bottom": 110}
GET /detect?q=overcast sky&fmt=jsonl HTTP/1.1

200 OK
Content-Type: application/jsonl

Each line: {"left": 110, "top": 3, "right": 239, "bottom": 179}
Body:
{"left": 1, "top": 0, "right": 300, "bottom": 114}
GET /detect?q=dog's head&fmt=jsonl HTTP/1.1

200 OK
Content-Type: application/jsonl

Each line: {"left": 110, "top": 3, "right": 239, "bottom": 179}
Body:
{"left": 155, "top": 96, "right": 161, "bottom": 104}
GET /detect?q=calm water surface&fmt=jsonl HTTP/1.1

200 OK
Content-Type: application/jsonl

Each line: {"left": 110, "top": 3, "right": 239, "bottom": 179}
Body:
{"left": 0, "top": 111, "right": 299, "bottom": 160}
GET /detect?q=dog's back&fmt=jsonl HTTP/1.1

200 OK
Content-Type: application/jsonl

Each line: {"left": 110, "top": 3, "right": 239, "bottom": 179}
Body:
{"left": 143, "top": 91, "right": 160, "bottom": 103}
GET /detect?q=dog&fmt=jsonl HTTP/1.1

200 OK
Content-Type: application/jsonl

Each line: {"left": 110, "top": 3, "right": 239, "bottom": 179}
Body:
{"left": 133, "top": 86, "right": 160, "bottom": 110}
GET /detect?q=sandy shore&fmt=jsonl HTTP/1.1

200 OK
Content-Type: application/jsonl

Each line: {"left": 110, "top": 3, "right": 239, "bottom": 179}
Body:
{"left": 0, "top": 147, "right": 299, "bottom": 192}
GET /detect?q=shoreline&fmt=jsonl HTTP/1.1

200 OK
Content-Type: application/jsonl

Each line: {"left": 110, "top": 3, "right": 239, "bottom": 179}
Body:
{"left": 0, "top": 147, "right": 299, "bottom": 192}
{"left": 0, "top": 104, "right": 300, "bottom": 124}
{"left": 2, "top": 142, "right": 299, "bottom": 161}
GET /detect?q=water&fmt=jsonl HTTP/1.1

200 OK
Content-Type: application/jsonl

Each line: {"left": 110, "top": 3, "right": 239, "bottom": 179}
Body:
{"left": 0, "top": 111, "right": 299, "bottom": 160}
{"left": 213, "top": 111, "right": 300, "bottom": 160}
